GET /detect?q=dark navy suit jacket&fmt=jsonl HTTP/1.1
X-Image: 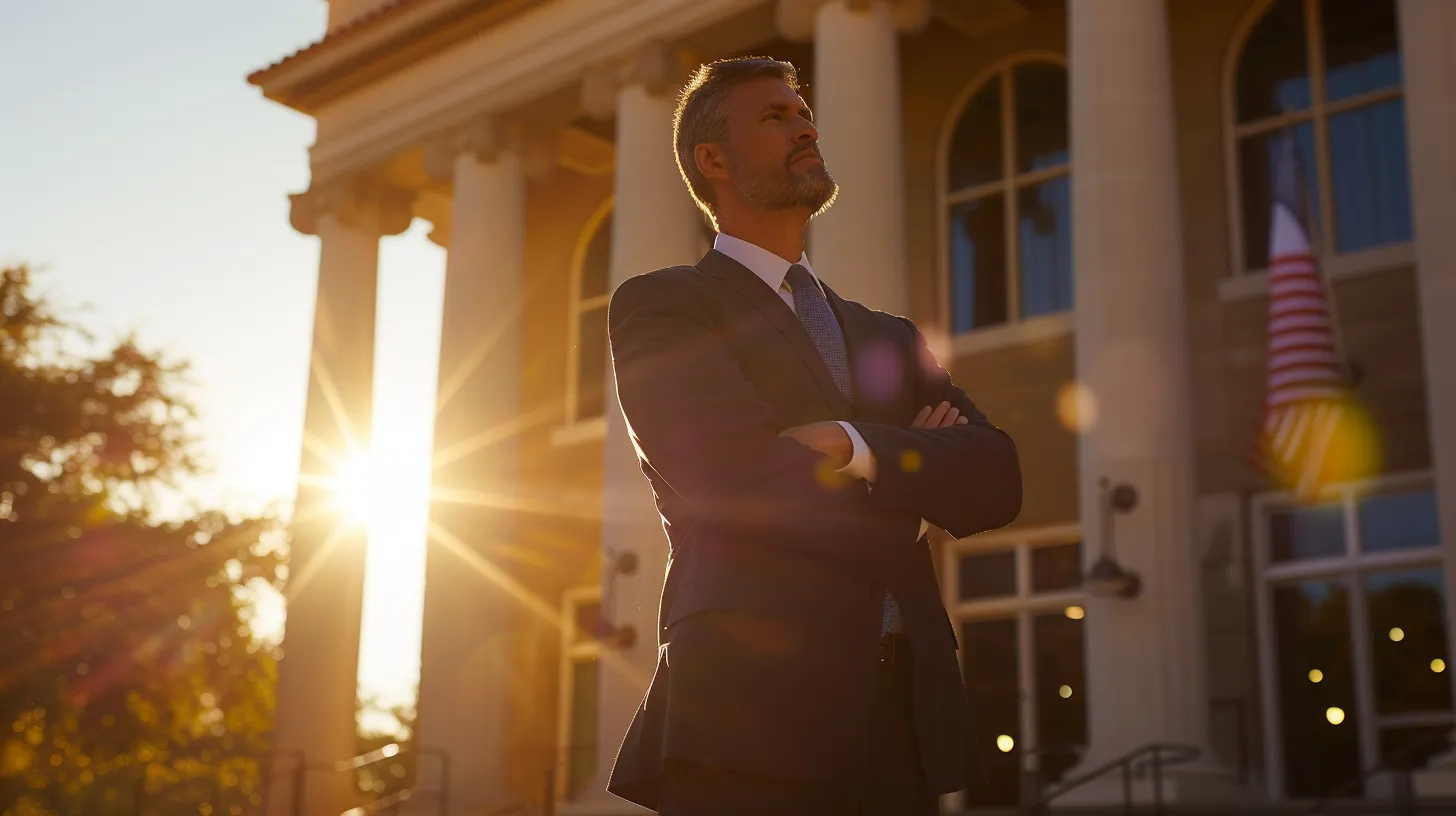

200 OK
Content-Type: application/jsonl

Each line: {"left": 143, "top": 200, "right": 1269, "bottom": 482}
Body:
{"left": 603, "top": 249, "right": 1022, "bottom": 810}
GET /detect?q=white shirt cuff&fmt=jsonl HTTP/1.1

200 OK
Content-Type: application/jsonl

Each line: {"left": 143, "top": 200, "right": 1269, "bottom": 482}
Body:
{"left": 834, "top": 421, "right": 877, "bottom": 483}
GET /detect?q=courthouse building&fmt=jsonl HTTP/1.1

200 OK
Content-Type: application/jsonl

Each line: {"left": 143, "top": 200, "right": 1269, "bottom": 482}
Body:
{"left": 249, "top": 0, "right": 1456, "bottom": 812}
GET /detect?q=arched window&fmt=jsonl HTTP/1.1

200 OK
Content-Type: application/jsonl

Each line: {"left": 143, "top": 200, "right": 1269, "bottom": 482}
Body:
{"left": 1230, "top": 0, "right": 1411, "bottom": 273}
{"left": 568, "top": 201, "right": 612, "bottom": 424}
{"left": 942, "top": 58, "right": 1071, "bottom": 336}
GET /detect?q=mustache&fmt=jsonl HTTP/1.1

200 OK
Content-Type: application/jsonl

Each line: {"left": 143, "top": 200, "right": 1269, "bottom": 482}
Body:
{"left": 787, "top": 144, "right": 822, "bottom": 165}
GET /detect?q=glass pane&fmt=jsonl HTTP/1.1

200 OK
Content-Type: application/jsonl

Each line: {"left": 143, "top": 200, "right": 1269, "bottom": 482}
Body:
{"left": 1379, "top": 725, "right": 1452, "bottom": 772}
{"left": 1238, "top": 123, "right": 1320, "bottom": 270}
{"left": 1272, "top": 579, "right": 1361, "bottom": 797}
{"left": 959, "top": 550, "right": 1016, "bottom": 600}
{"left": 1034, "top": 611, "right": 1087, "bottom": 786}
{"left": 1321, "top": 0, "right": 1402, "bottom": 103}
{"left": 1329, "top": 99, "right": 1413, "bottom": 253}
{"left": 960, "top": 618, "right": 1020, "bottom": 807}
{"left": 1359, "top": 489, "right": 1440, "bottom": 553}
{"left": 1269, "top": 502, "right": 1345, "bottom": 563}
{"left": 948, "top": 194, "right": 1008, "bottom": 333}
{"left": 1031, "top": 541, "right": 1081, "bottom": 594}
{"left": 575, "top": 307, "right": 608, "bottom": 421}
{"left": 1365, "top": 567, "right": 1452, "bottom": 716}
{"left": 1017, "top": 176, "right": 1073, "bottom": 319}
{"left": 1014, "top": 62, "right": 1068, "bottom": 173}
{"left": 1237, "top": 0, "right": 1312, "bottom": 122}
{"left": 567, "top": 658, "right": 599, "bottom": 798}
{"left": 579, "top": 213, "right": 613, "bottom": 300}
{"left": 948, "top": 77, "right": 1003, "bottom": 192}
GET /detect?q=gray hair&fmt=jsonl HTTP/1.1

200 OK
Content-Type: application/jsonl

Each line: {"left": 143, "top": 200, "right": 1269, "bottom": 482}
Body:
{"left": 672, "top": 57, "right": 800, "bottom": 228}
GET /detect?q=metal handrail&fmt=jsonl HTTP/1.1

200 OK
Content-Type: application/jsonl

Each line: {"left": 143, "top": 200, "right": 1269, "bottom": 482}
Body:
{"left": 1030, "top": 742, "right": 1201, "bottom": 815}
{"left": 1306, "top": 731, "right": 1452, "bottom": 815}
{"left": 338, "top": 743, "right": 452, "bottom": 816}
{"left": 978, "top": 742, "right": 1084, "bottom": 809}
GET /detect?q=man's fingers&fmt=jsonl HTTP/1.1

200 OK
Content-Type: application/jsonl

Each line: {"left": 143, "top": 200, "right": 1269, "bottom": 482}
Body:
{"left": 940, "top": 407, "right": 961, "bottom": 427}
{"left": 926, "top": 401, "right": 952, "bottom": 427}
{"left": 911, "top": 405, "right": 932, "bottom": 428}
{"left": 955, "top": 416, "right": 969, "bottom": 424}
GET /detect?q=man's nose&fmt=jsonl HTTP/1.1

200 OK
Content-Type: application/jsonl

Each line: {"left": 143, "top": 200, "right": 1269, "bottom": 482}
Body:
{"left": 795, "top": 117, "right": 819, "bottom": 144}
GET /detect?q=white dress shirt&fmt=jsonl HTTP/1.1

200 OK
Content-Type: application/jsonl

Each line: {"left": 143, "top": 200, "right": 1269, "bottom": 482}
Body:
{"left": 712, "top": 232, "right": 929, "bottom": 541}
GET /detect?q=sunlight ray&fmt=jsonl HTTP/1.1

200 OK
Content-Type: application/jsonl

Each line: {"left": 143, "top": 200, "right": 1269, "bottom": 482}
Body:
{"left": 429, "top": 486, "right": 604, "bottom": 522}
{"left": 430, "top": 402, "right": 560, "bottom": 472}
{"left": 433, "top": 291, "right": 526, "bottom": 417}
{"left": 282, "top": 523, "right": 354, "bottom": 603}
{"left": 307, "top": 350, "right": 366, "bottom": 457}
{"left": 427, "top": 521, "right": 651, "bottom": 690}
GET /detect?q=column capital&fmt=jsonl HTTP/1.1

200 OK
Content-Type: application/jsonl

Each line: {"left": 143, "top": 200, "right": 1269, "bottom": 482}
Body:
{"left": 288, "top": 176, "right": 415, "bottom": 237}
{"left": 580, "top": 42, "right": 689, "bottom": 119}
{"left": 776, "top": 0, "right": 929, "bottom": 41}
{"left": 423, "top": 116, "right": 517, "bottom": 183}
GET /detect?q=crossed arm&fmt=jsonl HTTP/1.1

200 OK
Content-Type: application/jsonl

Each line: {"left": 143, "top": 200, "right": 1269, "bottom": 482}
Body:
{"left": 782, "top": 317, "right": 1022, "bottom": 540}
{"left": 608, "top": 275, "right": 924, "bottom": 582}
{"left": 609, "top": 276, "right": 1021, "bottom": 582}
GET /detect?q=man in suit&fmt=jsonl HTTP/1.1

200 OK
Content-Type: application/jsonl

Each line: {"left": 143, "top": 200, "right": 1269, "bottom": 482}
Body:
{"left": 603, "top": 56, "right": 1022, "bottom": 815}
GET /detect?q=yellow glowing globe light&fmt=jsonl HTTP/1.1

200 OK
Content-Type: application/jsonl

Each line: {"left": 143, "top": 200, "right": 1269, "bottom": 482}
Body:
{"left": 1309, "top": 669, "right": 1323, "bottom": 683}
{"left": 1326, "top": 707, "right": 1346, "bottom": 725}
{"left": 996, "top": 735, "right": 1015, "bottom": 753}
{"left": 333, "top": 453, "right": 379, "bottom": 525}
{"left": 1389, "top": 627, "right": 1405, "bottom": 642}
{"left": 1055, "top": 381, "right": 1098, "bottom": 433}
{"left": 1065, "top": 605, "right": 1085, "bottom": 620}
{"left": 1059, "top": 685, "right": 1073, "bottom": 699}
{"left": 1433, "top": 659, "right": 1447, "bottom": 674}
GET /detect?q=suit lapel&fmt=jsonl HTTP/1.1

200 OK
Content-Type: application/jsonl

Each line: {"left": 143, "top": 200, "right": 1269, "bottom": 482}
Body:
{"left": 697, "top": 249, "right": 854, "bottom": 417}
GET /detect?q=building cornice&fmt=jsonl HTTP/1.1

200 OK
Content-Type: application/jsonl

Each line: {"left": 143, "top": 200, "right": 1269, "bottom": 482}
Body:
{"left": 299, "top": 0, "right": 761, "bottom": 183}
{"left": 248, "top": 0, "right": 549, "bottom": 115}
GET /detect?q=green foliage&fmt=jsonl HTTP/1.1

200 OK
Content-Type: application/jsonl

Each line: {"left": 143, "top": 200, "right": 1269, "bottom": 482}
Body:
{"left": 0, "top": 265, "right": 286, "bottom": 815}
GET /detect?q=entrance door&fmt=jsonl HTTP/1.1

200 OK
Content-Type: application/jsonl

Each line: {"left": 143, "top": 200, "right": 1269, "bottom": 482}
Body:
{"left": 1253, "top": 474, "right": 1452, "bottom": 799}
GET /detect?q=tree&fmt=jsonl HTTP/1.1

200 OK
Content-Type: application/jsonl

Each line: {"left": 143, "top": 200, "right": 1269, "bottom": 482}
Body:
{"left": 0, "top": 264, "right": 285, "bottom": 815}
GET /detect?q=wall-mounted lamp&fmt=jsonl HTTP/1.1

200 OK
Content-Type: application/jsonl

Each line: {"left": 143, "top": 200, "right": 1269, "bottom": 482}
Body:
{"left": 596, "top": 549, "right": 639, "bottom": 649}
{"left": 1086, "top": 477, "right": 1142, "bottom": 599}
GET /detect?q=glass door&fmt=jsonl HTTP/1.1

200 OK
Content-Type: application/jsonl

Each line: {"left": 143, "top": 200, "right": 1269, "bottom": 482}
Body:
{"left": 1254, "top": 477, "right": 1452, "bottom": 800}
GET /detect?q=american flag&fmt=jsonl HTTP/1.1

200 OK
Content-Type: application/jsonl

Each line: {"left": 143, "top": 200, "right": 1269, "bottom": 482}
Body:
{"left": 1253, "top": 135, "right": 1351, "bottom": 501}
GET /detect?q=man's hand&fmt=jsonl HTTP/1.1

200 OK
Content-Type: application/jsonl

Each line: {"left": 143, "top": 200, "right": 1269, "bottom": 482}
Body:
{"left": 779, "top": 421, "right": 854, "bottom": 468}
{"left": 911, "top": 401, "right": 970, "bottom": 429}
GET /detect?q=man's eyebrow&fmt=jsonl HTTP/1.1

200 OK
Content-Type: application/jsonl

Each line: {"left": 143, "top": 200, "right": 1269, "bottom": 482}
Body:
{"left": 760, "top": 101, "right": 814, "bottom": 121}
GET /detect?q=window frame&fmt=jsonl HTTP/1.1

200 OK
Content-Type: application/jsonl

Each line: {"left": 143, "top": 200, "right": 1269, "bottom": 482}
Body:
{"left": 553, "top": 197, "right": 614, "bottom": 447}
{"left": 555, "top": 585, "right": 604, "bottom": 801}
{"left": 940, "top": 522, "right": 1086, "bottom": 773}
{"left": 1249, "top": 469, "right": 1449, "bottom": 800}
{"left": 936, "top": 51, "right": 1074, "bottom": 354}
{"left": 1220, "top": 0, "right": 1414, "bottom": 303}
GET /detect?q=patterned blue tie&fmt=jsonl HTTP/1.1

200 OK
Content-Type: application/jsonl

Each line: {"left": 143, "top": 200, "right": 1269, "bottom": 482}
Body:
{"left": 784, "top": 264, "right": 902, "bottom": 635}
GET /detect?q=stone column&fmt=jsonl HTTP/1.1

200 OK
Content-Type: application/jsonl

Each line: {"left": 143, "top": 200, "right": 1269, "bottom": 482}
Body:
{"left": 413, "top": 119, "right": 527, "bottom": 812}
{"left": 781, "top": 0, "right": 927, "bottom": 316}
{"left": 1398, "top": 0, "right": 1456, "bottom": 796}
{"left": 270, "top": 178, "right": 412, "bottom": 816}
{"left": 578, "top": 45, "right": 702, "bottom": 808}
{"left": 1064, "top": 0, "right": 1233, "bottom": 804}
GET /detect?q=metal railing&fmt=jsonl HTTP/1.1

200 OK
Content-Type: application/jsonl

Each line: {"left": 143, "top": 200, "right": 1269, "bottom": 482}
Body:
{"left": 1028, "top": 742, "right": 1201, "bottom": 815}
{"left": 1306, "top": 732, "right": 1452, "bottom": 815}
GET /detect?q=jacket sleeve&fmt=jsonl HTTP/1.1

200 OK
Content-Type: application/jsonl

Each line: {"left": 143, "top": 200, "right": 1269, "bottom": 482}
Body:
{"left": 848, "top": 316, "right": 1022, "bottom": 539}
{"left": 608, "top": 273, "right": 922, "bottom": 582}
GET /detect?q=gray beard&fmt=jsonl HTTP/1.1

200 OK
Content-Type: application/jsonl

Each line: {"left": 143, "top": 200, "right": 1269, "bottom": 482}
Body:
{"left": 729, "top": 153, "right": 839, "bottom": 214}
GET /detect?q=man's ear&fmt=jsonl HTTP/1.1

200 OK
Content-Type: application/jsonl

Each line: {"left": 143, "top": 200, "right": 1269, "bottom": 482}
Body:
{"left": 694, "top": 142, "right": 730, "bottom": 183}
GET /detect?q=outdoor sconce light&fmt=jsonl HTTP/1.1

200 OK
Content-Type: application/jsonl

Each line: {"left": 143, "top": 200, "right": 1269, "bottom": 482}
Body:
{"left": 1086, "top": 477, "right": 1142, "bottom": 599}
{"left": 597, "top": 549, "right": 639, "bottom": 649}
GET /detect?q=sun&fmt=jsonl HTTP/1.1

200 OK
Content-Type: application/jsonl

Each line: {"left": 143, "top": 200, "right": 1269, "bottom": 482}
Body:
{"left": 332, "top": 451, "right": 379, "bottom": 526}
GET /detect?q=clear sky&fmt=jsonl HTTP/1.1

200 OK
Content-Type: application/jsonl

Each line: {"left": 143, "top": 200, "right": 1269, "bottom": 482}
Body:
{"left": 0, "top": 0, "right": 444, "bottom": 731}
